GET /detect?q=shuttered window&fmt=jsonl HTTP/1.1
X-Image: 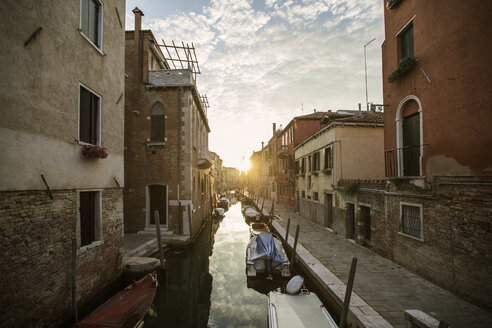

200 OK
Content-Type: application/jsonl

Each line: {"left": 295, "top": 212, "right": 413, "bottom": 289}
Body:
{"left": 324, "top": 147, "right": 332, "bottom": 169}
{"left": 150, "top": 102, "right": 165, "bottom": 142}
{"left": 79, "top": 191, "right": 101, "bottom": 247}
{"left": 400, "top": 24, "right": 414, "bottom": 59}
{"left": 79, "top": 85, "right": 100, "bottom": 145}
{"left": 81, "top": 0, "right": 102, "bottom": 48}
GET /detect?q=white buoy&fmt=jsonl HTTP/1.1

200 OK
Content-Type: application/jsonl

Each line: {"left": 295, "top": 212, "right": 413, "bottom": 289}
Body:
{"left": 286, "top": 275, "right": 304, "bottom": 295}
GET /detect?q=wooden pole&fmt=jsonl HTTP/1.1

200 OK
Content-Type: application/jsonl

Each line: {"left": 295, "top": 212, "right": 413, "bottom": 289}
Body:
{"left": 72, "top": 236, "right": 78, "bottom": 322}
{"left": 154, "top": 210, "right": 165, "bottom": 270}
{"left": 285, "top": 218, "right": 291, "bottom": 244}
{"left": 340, "top": 257, "right": 358, "bottom": 328}
{"left": 290, "top": 225, "right": 300, "bottom": 271}
{"left": 260, "top": 198, "right": 265, "bottom": 213}
{"left": 187, "top": 203, "right": 193, "bottom": 238}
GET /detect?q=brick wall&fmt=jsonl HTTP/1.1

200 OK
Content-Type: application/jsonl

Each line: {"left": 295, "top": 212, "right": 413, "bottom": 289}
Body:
{"left": 333, "top": 179, "right": 492, "bottom": 311}
{"left": 0, "top": 188, "right": 123, "bottom": 327}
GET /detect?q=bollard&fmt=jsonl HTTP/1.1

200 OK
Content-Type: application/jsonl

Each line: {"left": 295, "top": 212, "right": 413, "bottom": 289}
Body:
{"left": 261, "top": 198, "right": 265, "bottom": 213}
{"left": 154, "top": 210, "right": 165, "bottom": 270}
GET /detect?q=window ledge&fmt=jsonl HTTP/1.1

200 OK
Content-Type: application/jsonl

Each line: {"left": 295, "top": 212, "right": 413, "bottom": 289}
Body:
{"left": 147, "top": 141, "right": 167, "bottom": 146}
{"left": 398, "top": 231, "right": 424, "bottom": 242}
{"left": 79, "top": 31, "right": 104, "bottom": 56}
{"left": 78, "top": 240, "right": 102, "bottom": 253}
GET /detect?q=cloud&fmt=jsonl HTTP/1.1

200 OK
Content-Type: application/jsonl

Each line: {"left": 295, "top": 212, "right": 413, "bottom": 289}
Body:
{"left": 129, "top": 0, "right": 384, "bottom": 167}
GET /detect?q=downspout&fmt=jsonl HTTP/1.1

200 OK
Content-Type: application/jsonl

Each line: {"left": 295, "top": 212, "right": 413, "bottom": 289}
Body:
{"left": 177, "top": 87, "right": 182, "bottom": 234}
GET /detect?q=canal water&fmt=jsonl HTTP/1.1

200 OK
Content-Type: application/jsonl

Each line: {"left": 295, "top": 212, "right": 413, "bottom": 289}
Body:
{"left": 142, "top": 200, "right": 282, "bottom": 327}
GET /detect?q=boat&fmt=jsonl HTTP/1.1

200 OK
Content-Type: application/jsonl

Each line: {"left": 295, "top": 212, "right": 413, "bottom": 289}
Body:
{"left": 268, "top": 276, "right": 337, "bottom": 328}
{"left": 241, "top": 204, "right": 256, "bottom": 213}
{"left": 217, "top": 196, "right": 229, "bottom": 210}
{"left": 246, "top": 233, "right": 291, "bottom": 279}
{"left": 74, "top": 272, "right": 158, "bottom": 328}
{"left": 249, "top": 222, "right": 270, "bottom": 236}
{"left": 244, "top": 207, "right": 262, "bottom": 223}
{"left": 212, "top": 207, "right": 225, "bottom": 219}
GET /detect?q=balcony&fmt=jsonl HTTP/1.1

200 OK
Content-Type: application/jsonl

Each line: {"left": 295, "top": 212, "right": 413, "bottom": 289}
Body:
{"left": 277, "top": 145, "right": 289, "bottom": 158}
{"left": 148, "top": 69, "right": 195, "bottom": 86}
{"left": 385, "top": 145, "right": 426, "bottom": 178}
{"left": 287, "top": 170, "right": 295, "bottom": 181}
{"left": 197, "top": 146, "right": 212, "bottom": 169}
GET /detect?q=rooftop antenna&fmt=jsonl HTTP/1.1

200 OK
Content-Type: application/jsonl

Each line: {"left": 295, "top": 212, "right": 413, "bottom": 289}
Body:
{"left": 364, "top": 38, "right": 376, "bottom": 111}
{"left": 301, "top": 102, "right": 304, "bottom": 115}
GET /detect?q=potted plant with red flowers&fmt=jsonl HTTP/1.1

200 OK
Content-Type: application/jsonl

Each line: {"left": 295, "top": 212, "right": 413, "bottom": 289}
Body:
{"left": 81, "top": 145, "right": 108, "bottom": 159}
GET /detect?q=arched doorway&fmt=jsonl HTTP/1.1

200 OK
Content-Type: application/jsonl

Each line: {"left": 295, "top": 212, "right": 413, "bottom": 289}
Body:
{"left": 396, "top": 96, "right": 423, "bottom": 177}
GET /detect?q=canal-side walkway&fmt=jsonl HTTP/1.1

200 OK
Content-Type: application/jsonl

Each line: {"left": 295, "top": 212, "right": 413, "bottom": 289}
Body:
{"left": 259, "top": 198, "right": 492, "bottom": 327}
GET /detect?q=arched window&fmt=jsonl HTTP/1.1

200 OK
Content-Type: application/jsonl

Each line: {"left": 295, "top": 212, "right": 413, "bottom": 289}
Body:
{"left": 150, "top": 102, "right": 165, "bottom": 142}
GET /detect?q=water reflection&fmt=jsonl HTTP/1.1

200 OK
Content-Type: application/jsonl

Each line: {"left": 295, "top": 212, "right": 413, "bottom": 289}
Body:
{"left": 144, "top": 202, "right": 275, "bottom": 328}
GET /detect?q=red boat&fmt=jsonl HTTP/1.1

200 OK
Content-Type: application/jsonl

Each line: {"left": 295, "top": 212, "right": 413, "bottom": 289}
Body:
{"left": 74, "top": 272, "right": 158, "bottom": 328}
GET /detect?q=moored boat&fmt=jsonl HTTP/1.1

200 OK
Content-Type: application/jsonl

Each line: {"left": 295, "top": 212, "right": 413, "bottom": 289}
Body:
{"left": 246, "top": 233, "right": 290, "bottom": 279}
{"left": 244, "top": 207, "right": 261, "bottom": 222}
{"left": 212, "top": 207, "right": 225, "bottom": 219}
{"left": 268, "top": 275, "right": 337, "bottom": 328}
{"left": 217, "top": 196, "right": 229, "bottom": 210}
{"left": 249, "top": 222, "right": 270, "bottom": 236}
{"left": 74, "top": 272, "right": 158, "bottom": 328}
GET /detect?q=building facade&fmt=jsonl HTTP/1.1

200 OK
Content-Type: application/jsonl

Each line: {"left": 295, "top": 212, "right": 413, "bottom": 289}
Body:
{"left": 124, "top": 9, "right": 213, "bottom": 242}
{"left": 0, "top": 0, "right": 126, "bottom": 325}
{"left": 370, "top": 0, "right": 492, "bottom": 310}
{"left": 295, "top": 112, "right": 384, "bottom": 238}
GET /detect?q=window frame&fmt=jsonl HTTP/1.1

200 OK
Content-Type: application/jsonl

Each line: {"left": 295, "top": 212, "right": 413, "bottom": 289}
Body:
{"left": 77, "top": 189, "right": 102, "bottom": 250}
{"left": 149, "top": 102, "right": 166, "bottom": 144}
{"left": 79, "top": 0, "right": 104, "bottom": 54}
{"left": 78, "top": 83, "right": 102, "bottom": 146}
{"left": 399, "top": 202, "right": 424, "bottom": 241}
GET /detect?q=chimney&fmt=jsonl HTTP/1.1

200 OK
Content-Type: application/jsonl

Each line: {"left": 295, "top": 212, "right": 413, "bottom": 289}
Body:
{"left": 261, "top": 141, "right": 264, "bottom": 149}
{"left": 358, "top": 103, "right": 361, "bottom": 111}
{"left": 133, "top": 7, "right": 144, "bottom": 33}
{"left": 314, "top": 108, "right": 317, "bottom": 113}
{"left": 273, "top": 123, "right": 276, "bottom": 135}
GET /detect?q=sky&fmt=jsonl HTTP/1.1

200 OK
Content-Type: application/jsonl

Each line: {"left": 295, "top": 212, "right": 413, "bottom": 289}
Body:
{"left": 125, "top": 0, "right": 385, "bottom": 169}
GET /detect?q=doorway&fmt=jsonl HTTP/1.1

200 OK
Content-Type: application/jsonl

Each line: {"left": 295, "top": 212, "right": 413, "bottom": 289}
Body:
{"left": 359, "top": 205, "right": 371, "bottom": 244}
{"left": 148, "top": 185, "right": 168, "bottom": 228}
{"left": 324, "top": 193, "right": 333, "bottom": 228}
{"left": 346, "top": 203, "right": 355, "bottom": 239}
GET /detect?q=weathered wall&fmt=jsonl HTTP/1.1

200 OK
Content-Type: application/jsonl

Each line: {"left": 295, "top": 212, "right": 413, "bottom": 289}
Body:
{"left": 0, "top": 0, "right": 126, "bottom": 191}
{"left": 0, "top": 188, "right": 123, "bottom": 327}
{"left": 382, "top": 0, "right": 492, "bottom": 176}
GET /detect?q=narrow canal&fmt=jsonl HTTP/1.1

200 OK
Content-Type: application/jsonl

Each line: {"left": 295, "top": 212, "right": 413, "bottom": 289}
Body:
{"left": 142, "top": 199, "right": 272, "bottom": 327}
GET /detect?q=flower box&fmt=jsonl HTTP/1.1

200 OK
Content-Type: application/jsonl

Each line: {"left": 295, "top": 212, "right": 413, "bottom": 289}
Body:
{"left": 388, "top": 56, "right": 416, "bottom": 83}
{"left": 322, "top": 168, "right": 332, "bottom": 175}
{"left": 82, "top": 145, "right": 108, "bottom": 159}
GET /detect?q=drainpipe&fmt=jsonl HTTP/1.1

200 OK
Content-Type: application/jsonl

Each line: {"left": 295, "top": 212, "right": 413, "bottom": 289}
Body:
{"left": 177, "top": 87, "right": 182, "bottom": 234}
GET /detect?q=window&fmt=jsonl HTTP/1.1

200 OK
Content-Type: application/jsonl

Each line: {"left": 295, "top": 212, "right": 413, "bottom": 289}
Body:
{"left": 400, "top": 23, "right": 414, "bottom": 59}
{"left": 313, "top": 192, "right": 319, "bottom": 201}
{"left": 324, "top": 147, "right": 332, "bottom": 169}
{"left": 78, "top": 190, "right": 101, "bottom": 247}
{"left": 307, "top": 155, "right": 312, "bottom": 172}
{"left": 150, "top": 102, "right": 165, "bottom": 142}
{"left": 400, "top": 203, "right": 422, "bottom": 239}
{"left": 301, "top": 191, "right": 305, "bottom": 198}
{"left": 301, "top": 158, "right": 305, "bottom": 173}
{"left": 295, "top": 160, "right": 300, "bottom": 174}
{"left": 307, "top": 175, "right": 311, "bottom": 189}
{"left": 80, "top": 0, "right": 103, "bottom": 49}
{"left": 312, "top": 152, "right": 320, "bottom": 171}
{"left": 79, "top": 85, "right": 100, "bottom": 145}
{"left": 290, "top": 126, "right": 294, "bottom": 143}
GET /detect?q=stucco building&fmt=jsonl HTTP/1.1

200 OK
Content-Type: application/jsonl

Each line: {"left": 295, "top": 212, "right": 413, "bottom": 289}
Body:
{"left": 124, "top": 8, "right": 213, "bottom": 243}
{"left": 295, "top": 112, "right": 384, "bottom": 238}
{"left": 223, "top": 167, "right": 240, "bottom": 190}
{"left": 0, "top": 0, "right": 126, "bottom": 325}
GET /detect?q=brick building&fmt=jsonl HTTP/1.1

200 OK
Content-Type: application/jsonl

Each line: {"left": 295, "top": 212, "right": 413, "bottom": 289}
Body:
{"left": 334, "top": 0, "right": 492, "bottom": 311}
{"left": 0, "top": 0, "right": 126, "bottom": 326}
{"left": 124, "top": 8, "right": 213, "bottom": 242}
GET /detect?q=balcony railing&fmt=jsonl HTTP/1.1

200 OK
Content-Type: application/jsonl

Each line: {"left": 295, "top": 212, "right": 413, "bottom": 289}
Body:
{"left": 385, "top": 145, "right": 426, "bottom": 178}
{"left": 277, "top": 145, "right": 289, "bottom": 158}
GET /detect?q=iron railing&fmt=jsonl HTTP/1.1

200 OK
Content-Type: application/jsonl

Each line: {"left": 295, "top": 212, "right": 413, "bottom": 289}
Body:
{"left": 277, "top": 145, "right": 289, "bottom": 158}
{"left": 385, "top": 145, "right": 426, "bottom": 177}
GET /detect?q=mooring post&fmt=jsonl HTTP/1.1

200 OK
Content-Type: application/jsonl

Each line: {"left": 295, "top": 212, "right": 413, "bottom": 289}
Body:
{"left": 285, "top": 218, "right": 291, "bottom": 244}
{"left": 71, "top": 236, "right": 78, "bottom": 322}
{"left": 187, "top": 203, "right": 193, "bottom": 238}
{"left": 290, "top": 225, "right": 300, "bottom": 271}
{"left": 340, "top": 257, "right": 358, "bottom": 328}
{"left": 154, "top": 210, "right": 165, "bottom": 270}
{"left": 260, "top": 198, "right": 265, "bottom": 213}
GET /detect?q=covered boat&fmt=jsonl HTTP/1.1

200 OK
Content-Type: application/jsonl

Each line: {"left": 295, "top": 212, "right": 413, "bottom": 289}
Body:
{"left": 246, "top": 233, "right": 290, "bottom": 279}
{"left": 217, "top": 197, "right": 229, "bottom": 210}
{"left": 244, "top": 208, "right": 261, "bottom": 222}
{"left": 268, "top": 289, "right": 337, "bottom": 328}
{"left": 212, "top": 207, "right": 225, "bottom": 219}
{"left": 74, "top": 273, "right": 158, "bottom": 328}
{"left": 249, "top": 222, "right": 270, "bottom": 236}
